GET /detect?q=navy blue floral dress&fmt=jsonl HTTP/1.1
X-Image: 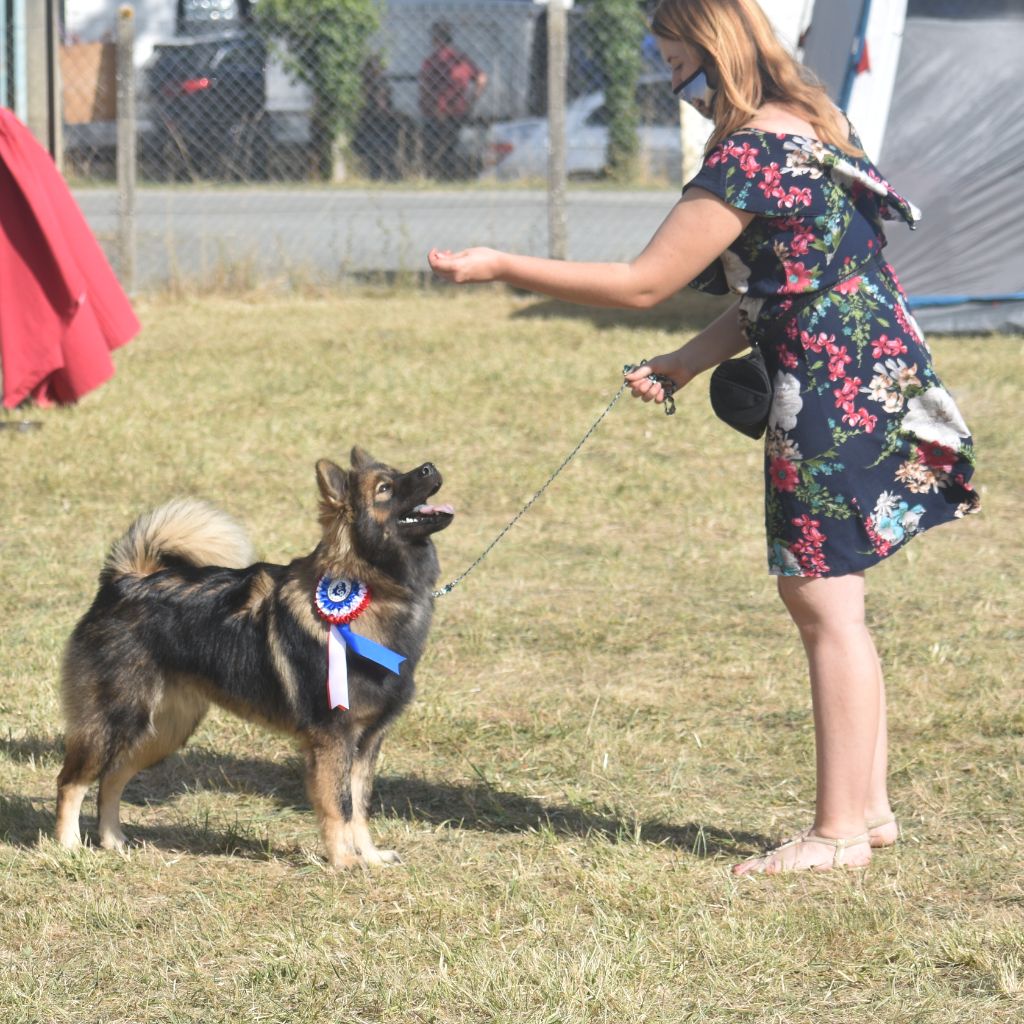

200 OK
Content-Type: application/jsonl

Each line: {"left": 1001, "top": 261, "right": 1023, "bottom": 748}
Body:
{"left": 685, "top": 128, "right": 980, "bottom": 577}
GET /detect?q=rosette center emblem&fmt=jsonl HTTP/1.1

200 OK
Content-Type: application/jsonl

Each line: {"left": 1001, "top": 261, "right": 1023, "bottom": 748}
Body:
{"left": 314, "top": 575, "right": 371, "bottom": 625}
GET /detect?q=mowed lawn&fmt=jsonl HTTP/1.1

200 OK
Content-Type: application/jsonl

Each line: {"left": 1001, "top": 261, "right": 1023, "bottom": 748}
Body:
{"left": 1, "top": 289, "right": 1020, "bottom": 1023}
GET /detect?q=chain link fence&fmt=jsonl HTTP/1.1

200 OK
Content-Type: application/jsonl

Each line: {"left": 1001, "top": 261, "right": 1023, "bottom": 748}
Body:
{"left": 59, "top": 0, "right": 716, "bottom": 291}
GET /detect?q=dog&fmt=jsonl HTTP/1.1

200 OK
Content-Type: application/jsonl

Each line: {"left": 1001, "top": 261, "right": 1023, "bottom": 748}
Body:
{"left": 55, "top": 447, "right": 453, "bottom": 868}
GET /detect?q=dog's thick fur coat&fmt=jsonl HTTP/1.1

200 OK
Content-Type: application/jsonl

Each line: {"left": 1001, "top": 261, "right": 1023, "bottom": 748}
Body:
{"left": 55, "top": 448, "right": 452, "bottom": 867}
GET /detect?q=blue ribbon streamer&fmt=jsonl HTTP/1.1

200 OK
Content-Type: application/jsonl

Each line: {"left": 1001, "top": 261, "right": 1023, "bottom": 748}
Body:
{"left": 337, "top": 624, "right": 406, "bottom": 674}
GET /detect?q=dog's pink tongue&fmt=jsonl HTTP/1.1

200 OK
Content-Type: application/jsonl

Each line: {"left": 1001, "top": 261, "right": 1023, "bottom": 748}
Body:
{"left": 414, "top": 503, "right": 455, "bottom": 516}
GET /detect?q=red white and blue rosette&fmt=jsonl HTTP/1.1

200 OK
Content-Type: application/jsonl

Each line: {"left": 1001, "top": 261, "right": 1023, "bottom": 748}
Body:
{"left": 314, "top": 575, "right": 371, "bottom": 625}
{"left": 313, "top": 575, "right": 405, "bottom": 712}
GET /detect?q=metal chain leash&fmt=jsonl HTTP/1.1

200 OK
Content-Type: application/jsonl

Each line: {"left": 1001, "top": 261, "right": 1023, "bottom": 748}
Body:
{"left": 432, "top": 362, "right": 676, "bottom": 598}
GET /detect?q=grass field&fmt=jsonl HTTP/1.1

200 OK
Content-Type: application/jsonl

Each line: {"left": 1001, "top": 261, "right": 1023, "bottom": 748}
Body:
{"left": 1, "top": 288, "right": 1021, "bottom": 1023}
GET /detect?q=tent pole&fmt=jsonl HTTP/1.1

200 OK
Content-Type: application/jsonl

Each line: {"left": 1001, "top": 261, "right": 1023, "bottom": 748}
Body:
{"left": 840, "top": 0, "right": 873, "bottom": 112}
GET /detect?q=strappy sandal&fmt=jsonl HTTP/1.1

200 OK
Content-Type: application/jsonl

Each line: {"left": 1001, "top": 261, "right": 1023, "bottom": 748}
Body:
{"left": 783, "top": 815, "right": 899, "bottom": 850}
{"left": 865, "top": 814, "right": 900, "bottom": 848}
{"left": 732, "top": 830, "right": 871, "bottom": 876}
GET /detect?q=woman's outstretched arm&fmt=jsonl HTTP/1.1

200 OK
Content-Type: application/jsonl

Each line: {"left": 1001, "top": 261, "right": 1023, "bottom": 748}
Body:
{"left": 427, "top": 188, "right": 752, "bottom": 310}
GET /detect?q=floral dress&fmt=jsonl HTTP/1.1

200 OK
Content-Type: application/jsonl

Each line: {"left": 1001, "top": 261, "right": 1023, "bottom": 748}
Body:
{"left": 685, "top": 128, "right": 980, "bottom": 577}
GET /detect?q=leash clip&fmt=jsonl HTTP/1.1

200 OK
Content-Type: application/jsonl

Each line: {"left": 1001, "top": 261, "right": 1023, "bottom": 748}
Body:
{"left": 623, "top": 360, "right": 677, "bottom": 416}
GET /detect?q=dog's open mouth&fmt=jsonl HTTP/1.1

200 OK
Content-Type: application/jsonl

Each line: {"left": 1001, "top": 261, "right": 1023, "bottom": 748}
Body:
{"left": 398, "top": 502, "right": 455, "bottom": 532}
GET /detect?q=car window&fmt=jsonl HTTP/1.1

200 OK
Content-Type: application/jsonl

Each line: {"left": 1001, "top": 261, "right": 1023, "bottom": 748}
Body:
{"left": 584, "top": 82, "right": 678, "bottom": 129}
{"left": 213, "top": 38, "right": 264, "bottom": 71}
{"left": 152, "top": 42, "right": 220, "bottom": 76}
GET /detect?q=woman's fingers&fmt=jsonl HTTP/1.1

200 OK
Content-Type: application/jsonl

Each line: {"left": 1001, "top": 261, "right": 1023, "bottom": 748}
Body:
{"left": 427, "top": 248, "right": 457, "bottom": 276}
{"left": 427, "top": 247, "right": 491, "bottom": 283}
{"left": 628, "top": 376, "right": 664, "bottom": 404}
{"left": 625, "top": 364, "right": 667, "bottom": 403}
{"left": 623, "top": 364, "right": 653, "bottom": 383}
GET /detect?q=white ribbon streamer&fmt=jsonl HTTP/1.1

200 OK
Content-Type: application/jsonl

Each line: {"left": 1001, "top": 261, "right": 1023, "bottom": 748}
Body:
{"left": 327, "top": 624, "right": 349, "bottom": 710}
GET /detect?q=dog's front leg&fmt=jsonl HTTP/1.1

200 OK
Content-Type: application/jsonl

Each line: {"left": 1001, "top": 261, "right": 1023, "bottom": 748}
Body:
{"left": 350, "top": 729, "right": 400, "bottom": 865}
{"left": 303, "top": 736, "right": 362, "bottom": 869}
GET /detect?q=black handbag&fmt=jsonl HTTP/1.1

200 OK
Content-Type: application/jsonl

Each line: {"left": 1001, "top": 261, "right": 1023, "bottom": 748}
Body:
{"left": 709, "top": 345, "right": 772, "bottom": 440}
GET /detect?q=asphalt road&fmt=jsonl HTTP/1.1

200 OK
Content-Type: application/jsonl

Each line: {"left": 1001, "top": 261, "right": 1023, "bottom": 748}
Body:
{"left": 74, "top": 187, "right": 682, "bottom": 291}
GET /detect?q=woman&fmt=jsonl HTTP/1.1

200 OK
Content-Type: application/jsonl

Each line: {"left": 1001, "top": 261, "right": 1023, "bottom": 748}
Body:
{"left": 427, "top": 0, "right": 979, "bottom": 875}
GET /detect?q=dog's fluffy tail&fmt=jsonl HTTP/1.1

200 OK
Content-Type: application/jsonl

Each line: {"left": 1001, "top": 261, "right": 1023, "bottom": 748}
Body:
{"left": 105, "top": 498, "right": 255, "bottom": 578}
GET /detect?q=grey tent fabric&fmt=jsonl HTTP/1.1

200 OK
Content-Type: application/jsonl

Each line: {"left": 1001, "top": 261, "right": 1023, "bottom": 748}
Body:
{"left": 880, "top": 14, "right": 1024, "bottom": 333}
{"left": 907, "top": 0, "right": 1020, "bottom": 17}
{"left": 797, "top": 1, "right": 863, "bottom": 102}
{"left": 802, "top": 2, "right": 1024, "bottom": 333}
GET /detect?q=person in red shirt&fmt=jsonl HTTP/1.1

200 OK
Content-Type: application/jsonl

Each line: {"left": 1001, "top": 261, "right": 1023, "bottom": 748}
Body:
{"left": 418, "top": 21, "right": 487, "bottom": 180}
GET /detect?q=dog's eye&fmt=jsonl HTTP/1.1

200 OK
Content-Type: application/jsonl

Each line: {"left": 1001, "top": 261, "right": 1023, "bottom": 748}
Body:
{"left": 375, "top": 481, "right": 392, "bottom": 497}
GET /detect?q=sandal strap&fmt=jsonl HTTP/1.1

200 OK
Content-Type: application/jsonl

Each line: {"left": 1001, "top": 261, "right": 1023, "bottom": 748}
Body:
{"left": 769, "top": 833, "right": 807, "bottom": 853}
{"left": 802, "top": 830, "right": 870, "bottom": 866}
{"left": 866, "top": 814, "right": 896, "bottom": 831}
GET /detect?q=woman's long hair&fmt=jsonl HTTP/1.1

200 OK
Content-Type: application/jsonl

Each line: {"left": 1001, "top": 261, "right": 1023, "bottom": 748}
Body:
{"left": 651, "top": 0, "right": 863, "bottom": 157}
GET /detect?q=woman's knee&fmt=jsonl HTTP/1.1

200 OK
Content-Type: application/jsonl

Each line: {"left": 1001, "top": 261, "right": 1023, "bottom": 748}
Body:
{"left": 777, "top": 572, "right": 866, "bottom": 631}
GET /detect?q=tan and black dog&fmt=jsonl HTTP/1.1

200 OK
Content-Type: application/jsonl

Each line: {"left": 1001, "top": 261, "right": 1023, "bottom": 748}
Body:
{"left": 55, "top": 448, "right": 453, "bottom": 868}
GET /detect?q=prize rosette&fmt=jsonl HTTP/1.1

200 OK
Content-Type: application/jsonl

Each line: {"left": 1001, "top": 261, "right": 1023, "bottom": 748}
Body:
{"left": 313, "top": 575, "right": 404, "bottom": 712}
{"left": 314, "top": 576, "right": 371, "bottom": 625}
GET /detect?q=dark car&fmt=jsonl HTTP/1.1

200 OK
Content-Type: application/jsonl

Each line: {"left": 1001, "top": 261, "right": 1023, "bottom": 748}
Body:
{"left": 146, "top": 31, "right": 268, "bottom": 180}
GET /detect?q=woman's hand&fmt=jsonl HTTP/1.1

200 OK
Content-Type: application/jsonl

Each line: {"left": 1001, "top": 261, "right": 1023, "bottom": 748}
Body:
{"left": 428, "top": 247, "right": 506, "bottom": 284}
{"left": 624, "top": 350, "right": 695, "bottom": 406}
{"left": 626, "top": 301, "right": 748, "bottom": 406}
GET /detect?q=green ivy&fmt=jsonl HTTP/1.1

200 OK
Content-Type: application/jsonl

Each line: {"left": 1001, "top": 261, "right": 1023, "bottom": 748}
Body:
{"left": 256, "top": 0, "right": 380, "bottom": 181}
{"left": 583, "top": 0, "right": 646, "bottom": 181}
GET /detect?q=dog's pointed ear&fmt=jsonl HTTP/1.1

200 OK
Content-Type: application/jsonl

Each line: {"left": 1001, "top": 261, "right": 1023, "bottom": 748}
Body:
{"left": 350, "top": 446, "right": 375, "bottom": 470}
{"left": 316, "top": 459, "right": 349, "bottom": 507}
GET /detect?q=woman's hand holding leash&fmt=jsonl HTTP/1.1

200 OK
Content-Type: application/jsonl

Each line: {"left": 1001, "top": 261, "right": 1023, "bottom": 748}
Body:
{"left": 624, "top": 351, "right": 693, "bottom": 409}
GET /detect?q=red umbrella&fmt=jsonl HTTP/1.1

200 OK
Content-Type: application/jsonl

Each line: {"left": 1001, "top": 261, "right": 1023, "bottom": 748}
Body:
{"left": 0, "top": 108, "right": 139, "bottom": 408}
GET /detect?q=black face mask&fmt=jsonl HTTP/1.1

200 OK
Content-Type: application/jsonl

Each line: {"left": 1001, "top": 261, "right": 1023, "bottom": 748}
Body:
{"left": 673, "top": 67, "right": 716, "bottom": 118}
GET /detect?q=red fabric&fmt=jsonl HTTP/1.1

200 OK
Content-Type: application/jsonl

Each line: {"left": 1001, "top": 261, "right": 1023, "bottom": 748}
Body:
{"left": 0, "top": 108, "right": 139, "bottom": 408}
{"left": 856, "top": 40, "right": 871, "bottom": 75}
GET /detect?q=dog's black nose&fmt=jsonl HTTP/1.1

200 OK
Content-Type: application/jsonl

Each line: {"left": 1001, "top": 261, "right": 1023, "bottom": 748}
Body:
{"left": 418, "top": 463, "right": 436, "bottom": 477}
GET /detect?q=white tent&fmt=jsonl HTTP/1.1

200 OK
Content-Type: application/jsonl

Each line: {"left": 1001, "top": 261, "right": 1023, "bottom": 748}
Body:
{"left": 801, "top": 0, "right": 1024, "bottom": 333}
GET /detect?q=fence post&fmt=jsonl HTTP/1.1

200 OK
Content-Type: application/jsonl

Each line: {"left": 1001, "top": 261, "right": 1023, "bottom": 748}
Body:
{"left": 25, "top": 0, "right": 62, "bottom": 157}
{"left": 546, "top": 0, "right": 568, "bottom": 261}
{"left": 115, "top": 5, "right": 136, "bottom": 294}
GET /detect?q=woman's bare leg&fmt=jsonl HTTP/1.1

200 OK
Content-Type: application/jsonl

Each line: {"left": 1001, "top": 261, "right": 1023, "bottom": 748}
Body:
{"left": 734, "top": 572, "right": 881, "bottom": 874}
{"left": 865, "top": 655, "right": 898, "bottom": 845}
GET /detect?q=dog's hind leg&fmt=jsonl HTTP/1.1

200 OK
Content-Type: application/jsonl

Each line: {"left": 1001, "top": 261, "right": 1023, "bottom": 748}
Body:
{"left": 349, "top": 727, "right": 399, "bottom": 865}
{"left": 96, "top": 686, "right": 209, "bottom": 850}
{"left": 302, "top": 734, "right": 361, "bottom": 869}
{"left": 56, "top": 737, "right": 105, "bottom": 848}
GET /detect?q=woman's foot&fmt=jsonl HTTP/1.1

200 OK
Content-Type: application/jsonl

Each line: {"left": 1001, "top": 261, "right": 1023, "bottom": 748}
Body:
{"left": 732, "top": 830, "right": 871, "bottom": 876}
{"left": 865, "top": 814, "right": 899, "bottom": 848}
{"left": 781, "top": 815, "right": 899, "bottom": 851}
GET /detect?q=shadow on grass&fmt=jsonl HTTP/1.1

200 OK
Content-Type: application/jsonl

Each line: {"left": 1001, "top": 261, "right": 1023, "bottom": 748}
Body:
{"left": 0, "top": 794, "right": 54, "bottom": 846}
{"left": 509, "top": 290, "right": 734, "bottom": 335}
{"left": 0, "top": 793, "right": 278, "bottom": 861}
{"left": 374, "top": 775, "right": 762, "bottom": 858}
{"left": 1, "top": 732, "right": 63, "bottom": 766}
{"left": 2, "top": 736, "right": 764, "bottom": 859}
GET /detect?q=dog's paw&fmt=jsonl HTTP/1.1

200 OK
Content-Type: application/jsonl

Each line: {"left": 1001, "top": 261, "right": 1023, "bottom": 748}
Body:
{"left": 364, "top": 848, "right": 402, "bottom": 866}
{"left": 99, "top": 829, "right": 129, "bottom": 851}
{"left": 327, "top": 848, "right": 402, "bottom": 870}
{"left": 327, "top": 852, "right": 367, "bottom": 871}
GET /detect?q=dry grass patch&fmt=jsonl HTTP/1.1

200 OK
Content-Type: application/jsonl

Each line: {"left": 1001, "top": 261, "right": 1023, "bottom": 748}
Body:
{"left": 1, "top": 289, "right": 1021, "bottom": 1023}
